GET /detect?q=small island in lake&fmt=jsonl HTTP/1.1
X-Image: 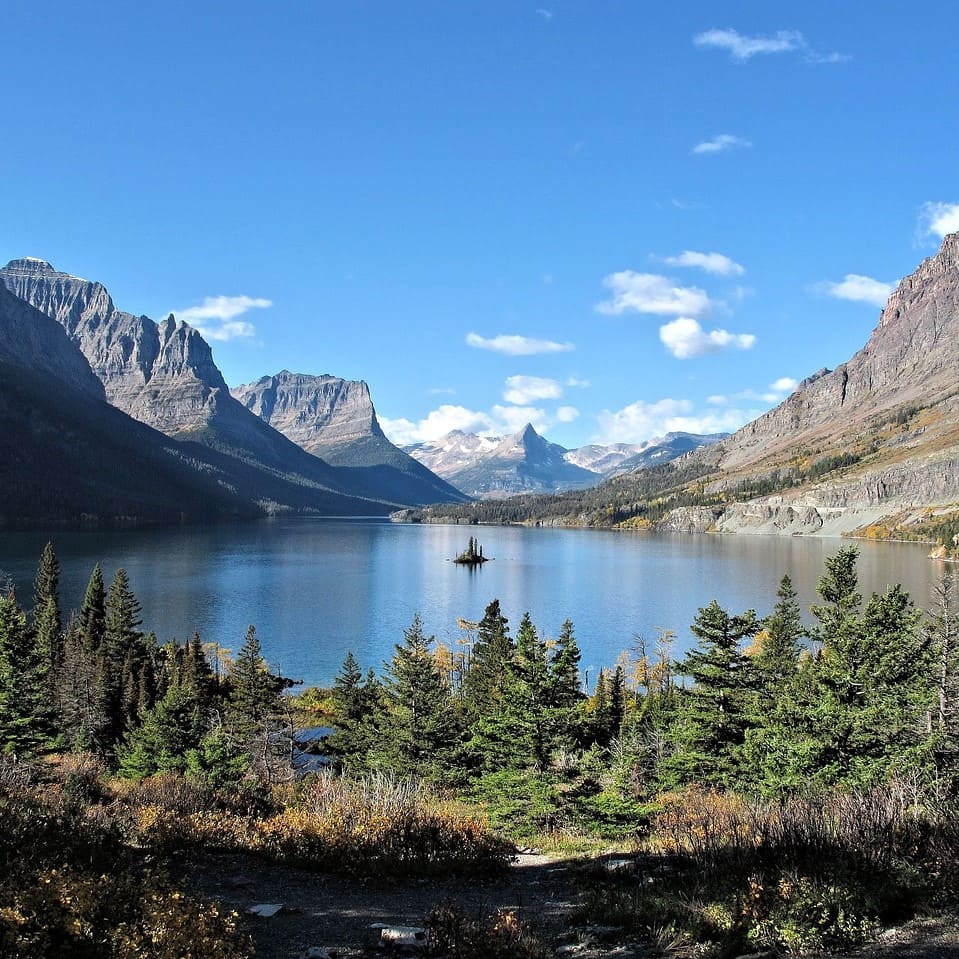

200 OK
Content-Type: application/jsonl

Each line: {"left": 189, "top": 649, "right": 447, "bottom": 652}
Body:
{"left": 453, "top": 536, "right": 489, "bottom": 566}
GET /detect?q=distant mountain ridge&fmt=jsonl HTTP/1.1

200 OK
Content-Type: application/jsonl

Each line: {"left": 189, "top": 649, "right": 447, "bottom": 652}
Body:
{"left": 402, "top": 233, "right": 959, "bottom": 536}
{"left": 405, "top": 424, "right": 725, "bottom": 498}
{"left": 0, "top": 258, "right": 463, "bottom": 512}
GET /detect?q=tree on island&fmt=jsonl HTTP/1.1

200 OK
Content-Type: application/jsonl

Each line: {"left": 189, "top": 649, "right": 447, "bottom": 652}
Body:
{"left": 454, "top": 536, "right": 488, "bottom": 565}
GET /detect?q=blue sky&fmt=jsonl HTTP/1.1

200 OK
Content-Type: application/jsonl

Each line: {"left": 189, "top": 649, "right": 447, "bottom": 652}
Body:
{"left": 3, "top": 1, "right": 958, "bottom": 449}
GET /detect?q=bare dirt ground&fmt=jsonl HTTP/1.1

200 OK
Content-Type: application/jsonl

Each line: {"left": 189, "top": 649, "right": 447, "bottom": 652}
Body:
{"left": 185, "top": 850, "right": 597, "bottom": 958}
{"left": 185, "top": 850, "right": 959, "bottom": 959}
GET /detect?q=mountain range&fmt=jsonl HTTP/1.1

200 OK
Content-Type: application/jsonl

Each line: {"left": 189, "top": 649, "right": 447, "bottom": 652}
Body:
{"left": 405, "top": 426, "right": 725, "bottom": 498}
{"left": 399, "top": 232, "right": 959, "bottom": 539}
{"left": 0, "top": 257, "right": 465, "bottom": 526}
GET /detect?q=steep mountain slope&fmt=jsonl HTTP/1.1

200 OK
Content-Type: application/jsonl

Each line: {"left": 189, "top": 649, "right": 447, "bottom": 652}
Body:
{"left": 0, "top": 283, "right": 258, "bottom": 527}
{"left": 405, "top": 234, "right": 959, "bottom": 536}
{"left": 567, "top": 432, "right": 727, "bottom": 476}
{"left": 407, "top": 424, "right": 598, "bottom": 498}
{"left": 232, "top": 371, "right": 467, "bottom": 505}
{"left": 0, "top": 258, "right": 440, "bottom": 512}
{"left": 407, "top": 427, "right": 725, "bottom": 498}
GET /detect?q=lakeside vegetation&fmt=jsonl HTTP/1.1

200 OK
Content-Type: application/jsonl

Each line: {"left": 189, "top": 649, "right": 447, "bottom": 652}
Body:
{"left": 3, "top": 542, "right": 959, "bottom": 954}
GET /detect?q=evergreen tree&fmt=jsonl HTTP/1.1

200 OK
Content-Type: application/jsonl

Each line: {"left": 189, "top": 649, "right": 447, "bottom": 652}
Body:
{"left": 511, "top": 612, "right": 554, "bottom": 769}
{"left": 462, "top": 599, "right": 513, "bottom": 717}
{"left": 756, "top": 574, "right": 804, "bottom": 692}
{"left": 59, "top": 565, "right": 109, "bottom": 751}
{"left": 327, "top": 652, "right": 385, "bottom": 764}
{"left": 117, "top": 680, "right": 209, "bottom": 778}
{"left": 32, "top": 542, "right": 62, "bottom": 720}
{"left": 0, "top": 590, "right": 53, "bottom": 757}
{"left": 551, "top": 618, "right": 583, "bottom": 708}
{"left": 378, "top": 614, "right": 458, "bottom": 781}
{"left": 226, "top": 625, "right": 292, "bottom": 782}
{"left": 662, "top": 600, "right": 759, "bottom": 789}
{"left": 926, "top": 574, "right": 959, "bottom": 782}
{"left": 227, "top": 625, "right": 285, "bottom": 738}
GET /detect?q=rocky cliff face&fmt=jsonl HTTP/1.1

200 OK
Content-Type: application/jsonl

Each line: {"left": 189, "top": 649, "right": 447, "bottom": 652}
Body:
{"left": 232, "top": 371, "right": 383, "bottom": 455}
{"left": 0, "top": 280, "right": 104, "bottom": 399}
{"left": 233, "top": 370, "right": 468, "bottom": 504}
{"left": 713, "top": 234, "right": 959, "bottom": 473}
{"left": 0, "top": 258, "right": 227, "bottom": 435}
{"left": 0, "top": 257, "right": 462, "bottom": 511}
{"left": 655, "top": 233, "right": 959, "bottom": 533}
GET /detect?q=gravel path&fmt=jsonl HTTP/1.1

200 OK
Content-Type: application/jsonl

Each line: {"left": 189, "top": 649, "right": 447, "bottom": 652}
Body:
{"left": 186, "top": 850, "right": 586, "bottom": 958}
{"left": 185, "top": 851, "right": 959, "bottom": 959}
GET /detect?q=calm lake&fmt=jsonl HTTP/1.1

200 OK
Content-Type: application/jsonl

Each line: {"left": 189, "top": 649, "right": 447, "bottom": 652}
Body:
{"left": 0, "top": 519, "right": 945, "bottom": 688}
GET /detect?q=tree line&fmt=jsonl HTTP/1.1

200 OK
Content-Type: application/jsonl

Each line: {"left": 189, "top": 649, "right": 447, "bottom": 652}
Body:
{"left": 2, "top": 543, "right": 957, "bottom": 821}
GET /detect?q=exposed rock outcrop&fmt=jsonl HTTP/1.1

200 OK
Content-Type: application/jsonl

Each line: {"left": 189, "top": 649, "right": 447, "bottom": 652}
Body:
{"left": 0, "top": 258, "right": 462, "bottom": 511}
{"left": 232, "top": 371, "right": 468, "bottom": 504}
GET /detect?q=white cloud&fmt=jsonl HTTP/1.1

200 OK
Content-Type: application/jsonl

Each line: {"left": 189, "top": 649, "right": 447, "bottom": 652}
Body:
{"left": 691, "top": 133, "right": 752, "bottom": 155}
{"left": 707, "top": 394, "right": 729, "bottom": 406}
{"left": 466, "top": 332, "right": 574, "bottom": 355}
{"left": 556, "top": 406, "right": 580, "bottom": 423}
{"left": 693, "top": 28, "right": 804, "bottom": 61}
{"left": 769, "top": 376, "right": 798, "bottom": 393}
{"left": 174, "top": 294, "right": 272, "bottom": 341}
{"left": 381, "top": 402, "right": 562, "bottom": 445}
{"left": 566, "top": 376, "right": 591, "bottom": 389}
{"left": 536, "top": 8, "right": 554, "bottom": 20}
{"left": 662, "top": 250, "right": 745, "bottom": 276}
{"left": 659, "top": 317, "right": 756, "bottom": 358}
{"left": 820, "top": 273, "right": 893, "bottom": 307}
{"left": 503, "top": 375, "right": 563, "bottom": 404}
{"left": 920, "top": 201, "right": 959, "bottom": 239}
{"left": 595, "top": 397, "right": 756, "bottom": 445}
{"left": 492, "top": 404, "right": 550, "bottom": 434}
{"left": 596, "top": 272, "right": 712, "bottom": 317}
{"left": 380, "top": 405, "right": 497, "bottom": 446}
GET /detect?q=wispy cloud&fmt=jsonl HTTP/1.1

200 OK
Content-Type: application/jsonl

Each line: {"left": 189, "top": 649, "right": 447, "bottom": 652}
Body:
{"left": 594, "top": 397, "right": 755, "bottom": 445}
{"left": 536, "top": 8, "right": 554, "bottom": 20}
{"left": 691, "top": 133, "right": 752, "bottom": 155}
{"left": 556, "top": 406, "right": 580, "bottom": 423}
{"left": 919, "top": 201, "right": 959, "bottom": 239}
{"left": 694, "top": 27, "right": 848, "bottom": 64}
{"left": 694, "top": 27, "right": 804, "bottom": 61}
{"left": 466, "top": 332, "right": 574, "bottom": 355}
{"left": 596, "top": 271, "right": 712, "bottom": 317}
{"left": 661, "top": 250, "right": 745, "bottom": 276}
{"left": 503, "top": 375, "right": 563, "bottom": 405}
{"left": 818, "top": 273, "right": 893, "bottom": 308}
{"left": 659, "top": 317, "right": 756, "bottom": 358}
{"left": 174, "top": 294, "right": 272, "bottom": 341}
{"left": 717, "top": 377, "right": 799, "bottom": 404}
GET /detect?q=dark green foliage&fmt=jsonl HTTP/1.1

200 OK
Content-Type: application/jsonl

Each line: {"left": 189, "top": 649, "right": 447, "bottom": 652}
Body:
{"left": 663, "top": 600, "right": 759, "bottom": 789}
{"left": 461, "top": 599, "right": 513, "bottom": 718}
{"left": 0, "top": 591, "right": 53, "bottom": 757}
{"left": 756, "top": 574, "right": 804, "bottom": 691}
{"left": 377, "top": 614, "right": 459, "bottom": 781}
{"left": 32, "top": 542, "right": 62, "bottom": 720}
{"left": 326, "top": 653, "right": 385, "bottom": 763}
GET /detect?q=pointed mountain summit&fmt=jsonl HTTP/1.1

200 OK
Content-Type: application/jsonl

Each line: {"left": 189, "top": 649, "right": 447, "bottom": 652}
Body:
{"left": 0, "top": 258, "right": 458, "bottom": 512}
{"left": 413, "top": 233, "right": 959, "bottom": 534}
{"left": 407, "top": 423, "right": 597, "bottom": 498}
{"left": 0, "top": 281, "right": 257, "bottom": 527}
{"left": 232, "top": 371, "right": 468, "bottom": 505}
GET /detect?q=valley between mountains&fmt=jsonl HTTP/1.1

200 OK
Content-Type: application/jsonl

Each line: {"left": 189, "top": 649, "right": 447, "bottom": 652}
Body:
{"left": 4, "top": 234, "right": 959, "bottom": 541}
